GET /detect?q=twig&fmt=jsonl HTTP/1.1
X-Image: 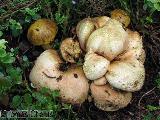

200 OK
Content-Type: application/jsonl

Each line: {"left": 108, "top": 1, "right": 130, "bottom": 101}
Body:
{"left": 138, "top": 87, "right": 156, "bottom": 107}
{"left": 0, "top": 0, "right": 39, "bottom": 21}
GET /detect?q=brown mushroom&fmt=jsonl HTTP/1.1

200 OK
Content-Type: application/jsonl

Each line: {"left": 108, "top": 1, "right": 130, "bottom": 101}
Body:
{"left": 27, "top": 19, "right": 58, "bottom": 49}
{"left": 93, "top": 77, "right": 107, "bottom": 86}
{"left": 60, "top": 38, "right": 82, "bottom": 63}
{"left": 111, "top": 9, "right": 131, "bottom": 27}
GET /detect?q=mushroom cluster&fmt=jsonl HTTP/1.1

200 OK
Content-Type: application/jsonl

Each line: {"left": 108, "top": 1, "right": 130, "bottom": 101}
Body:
{"left": 29, "top": 10, "right": 145, "bottom": 111}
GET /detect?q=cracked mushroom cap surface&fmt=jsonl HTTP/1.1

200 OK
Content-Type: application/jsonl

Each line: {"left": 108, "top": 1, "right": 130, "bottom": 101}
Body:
{"left": 60, "top": 38, "right": 82, "bottom": 63}
{"left": 105, "top": 58, "right": 145, "bottom": 92}
{"left": 27, "top": 19, "right": 57, "bottom": 45}
{"left": 90, "top": 83, "right": 132, "bottom": 111}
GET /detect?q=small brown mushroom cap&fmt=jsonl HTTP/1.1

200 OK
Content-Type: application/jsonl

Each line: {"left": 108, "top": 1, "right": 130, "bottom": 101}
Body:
{"left": 90, "top": 83, "right": 132, "bottom": 111}
{"left": 94, "top": 77, "right": 107, "bottom": 86}
{"left": 111, "top": 9, "right": 130, "bottom": 27}
{"left": 27, "top": 19, "right": 57, "bottom": 46}
{"left": 60, "top": 38, "right": 82, "bottom": 63}
{"left": 59, "top": 66, "right": 89, "bottom": 104}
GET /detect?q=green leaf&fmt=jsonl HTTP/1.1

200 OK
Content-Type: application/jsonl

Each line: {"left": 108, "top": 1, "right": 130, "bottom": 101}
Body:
{"left": 146, "top": 16, "right": 153, "bottom": 23}
{"left": 24, "top": 93, "right": 32, "bottom": 104}
{"left": 1, "top": 53, "right": 15, "bottom": 64}
{"left": 6, "top": 67, "right": 22, "bottom": 84}
{"left": 12, "top": 95, "right": 22, "bottom": 108}
{"left": 143, "top": 113, "right": 153, "bottom": 120}
{"left": 9, "top": 19, "right": 22, "bottom": 37}
{"left": 0, "top": 77, "right": 12, "bottom": 96}
{"left": 0, "top": 49, "right": 7, "bottom": 57}
{"left": 147, "top": 105, "right": 160, "bottom": 111}
{"left": 148, "top": 0, "right": 159, "bottom": 3}
{"left": 32, "top": 92, "right": 48, "bottom": 104}
{"left": 0, "top": 39, "right": 7, "bottom": 49}
{"left": 51, "top": 90, "right": 60, "bottom": 98}
{"left": 0, "top": 31, "right": 3, "bottom": 37}
{"left": 154, "top": 3, "right": 160, "bottom": 11}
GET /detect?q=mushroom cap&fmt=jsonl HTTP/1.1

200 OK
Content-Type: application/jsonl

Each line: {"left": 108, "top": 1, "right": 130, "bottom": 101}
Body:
{"left": 138, "top": 49, "right": 146, "bottom": 64}
{"left": 29, "top": 49, "right": 63, "bottom": 90}
{"left": 59, "top": 66, "right": 89, "bottom": 104}
{"left": 60, "top": 38, "right": 82, "bottom": 63}
{"left": 29, "top": 49, "right": 89, "bottom": 104}
{"left": 86, "top": 19, "right": 128, "bottom": 60}
{"left": 94, "top": 77, "right": 107, "bottom": 86}
{"left": 105, "top": 58, "right": 145, "bottom": 92}
{"left": 90, "top": 83, "right": 132, "bottom": 111}
{"left": 116, "top": 29, "right": 145, "bottom": 63}
{"left": 27, "top": 19, "right": 58, "bottom": 45}
{"left": 92, "top": 16, "right": 110, "bottom": 28}
{"left": 83, "top": 50, "right": 110, "bottom": 80}
{"left": 111, "top": 9, "right": 130, "bottom": 27}
{"left": 76, "top": 18, "right": 95, "bottom": 50}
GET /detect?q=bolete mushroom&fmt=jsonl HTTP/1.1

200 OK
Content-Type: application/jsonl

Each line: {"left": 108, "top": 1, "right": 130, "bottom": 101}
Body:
{"left": 93, "top": 77, "right": 107, "bottom": 86}
{"left": 116, "top": 29, "right": 145, "bottom": 64}
{"left": 60, "top": 38, "right": 82, "bottom": 63}
{"left": 27, "top": 19, "right": 58, "bottom": 49}
{"left": 111, "top": 9, "right": 131, "bottom": 27}
{"left": 29, "top": 15, "right": 146, "bottom": 111}
{"left": 105, "top": 58, "right": 145, "bottom": 92}
{"left": 83, "top": 50, "right": 110, "bottom": 80}
{"left": 29, "top": 49, "right": 89, "bottom": 104}
{"left": 77, "top": 18, "right": 128, "bottom": 61}
{"left": 90, "top": 83, "right": 132, "bottom": 111}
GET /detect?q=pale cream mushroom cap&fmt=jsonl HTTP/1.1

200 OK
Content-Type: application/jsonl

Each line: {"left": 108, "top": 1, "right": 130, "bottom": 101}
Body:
{"left": 83, "top": 50, "right": 110, "bottom": 80}
{"left": 90, "top": 83, "right": 132, "bottom": 111}
{"left": 29, "top": 49, "right": 63, "bottom": 90}
{"left": 138, "top": 49, "right": 146, "bottom": 63}
{"left": 86, "top": 19, "right": 128, "bottom": 60}
{"left": 29, "top": 49, "right": 89, "bottom": 104}
{"left": 92, "top": 16, "right": 110, "bottom": 28}
{"left": 59, "top": 66, "right": 89, "bottom": 104}
{"left": 105, "top": 58, "right": 145, "bottom": 92}
{"left": 116, "top": 29, "right": 145, "bottom": 63}
{"left": 76, "top": 18, "right": 95, "bottom": 50}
